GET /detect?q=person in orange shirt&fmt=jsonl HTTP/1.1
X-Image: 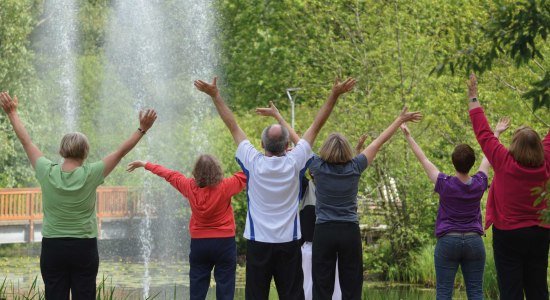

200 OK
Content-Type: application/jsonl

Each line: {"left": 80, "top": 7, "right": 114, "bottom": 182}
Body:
{"left": 127, "top": 155, "right": 246, "bottom": 300}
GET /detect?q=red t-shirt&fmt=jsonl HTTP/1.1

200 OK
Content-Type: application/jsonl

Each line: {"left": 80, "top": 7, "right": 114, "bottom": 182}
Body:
{"left": 469, "top": 107, "right": 550, "bottom": 230}
{"left": 145, "top": 162, "right": 247, "bottom": 238}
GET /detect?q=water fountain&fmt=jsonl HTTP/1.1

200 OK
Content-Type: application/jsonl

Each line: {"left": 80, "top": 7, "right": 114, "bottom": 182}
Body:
{"left": 101, "top": 0, "right": 218, "bottom": 297}
{"left": 35, "top": 0, "right": 79, "bottom": 131}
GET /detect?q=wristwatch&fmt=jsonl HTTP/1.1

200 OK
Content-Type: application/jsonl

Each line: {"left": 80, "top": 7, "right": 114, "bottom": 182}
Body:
{"left": 470, "top": 97, "right": 478, "bottom": 102}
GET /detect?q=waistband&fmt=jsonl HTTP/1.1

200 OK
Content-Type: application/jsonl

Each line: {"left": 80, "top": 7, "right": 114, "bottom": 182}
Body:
{"left": 444, "top": 232, "right": 481, "bottom": 237}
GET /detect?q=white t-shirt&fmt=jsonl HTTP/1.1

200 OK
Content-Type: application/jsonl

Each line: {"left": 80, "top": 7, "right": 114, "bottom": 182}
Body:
{"left": 236, "top": 139, "right": 313, "bottom": 243}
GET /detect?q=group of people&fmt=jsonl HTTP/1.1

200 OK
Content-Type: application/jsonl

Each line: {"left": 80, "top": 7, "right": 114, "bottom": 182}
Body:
{"left": 0, "top": 72, "right": 548, "bottom": 300}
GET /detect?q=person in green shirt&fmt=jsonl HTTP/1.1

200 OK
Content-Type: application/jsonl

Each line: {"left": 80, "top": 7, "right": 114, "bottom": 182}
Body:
{"left": 0, "top": 91, "right": 157, "bottom": 300}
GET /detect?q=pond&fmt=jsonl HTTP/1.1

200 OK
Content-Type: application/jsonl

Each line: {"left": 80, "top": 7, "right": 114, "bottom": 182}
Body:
{"left": 1, "top": 256, "right": 467, "bottom": 299}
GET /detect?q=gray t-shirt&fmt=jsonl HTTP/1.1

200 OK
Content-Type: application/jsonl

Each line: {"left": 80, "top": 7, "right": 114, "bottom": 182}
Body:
{"left": 309, "top": 154, "right": 369, "bottom": 224}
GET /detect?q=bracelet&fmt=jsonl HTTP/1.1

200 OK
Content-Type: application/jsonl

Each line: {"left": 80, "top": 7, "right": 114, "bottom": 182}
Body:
{"left": 469, "top": 97, "right": 478, "bottom": 102}
{"left": 137, "top": 128, "right": 146, "bottom": 134}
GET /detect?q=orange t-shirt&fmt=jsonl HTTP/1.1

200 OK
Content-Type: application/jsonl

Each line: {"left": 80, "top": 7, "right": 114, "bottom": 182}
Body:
{"left": 145, "top": 163, "right": 247, "bottom": 238}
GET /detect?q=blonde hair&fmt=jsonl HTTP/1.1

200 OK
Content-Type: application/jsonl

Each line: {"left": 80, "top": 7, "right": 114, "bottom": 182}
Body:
{"left": 192, "top": 154, "right": 224, "bottom": 188}
{"left": 509, "top": 126, "right": 544, "bottom": 168}
{"left": 319, "top": 133, "right": 354, "bottom": 164}
{"left": 59, "top": 132, "right": 89, "bottom": 160}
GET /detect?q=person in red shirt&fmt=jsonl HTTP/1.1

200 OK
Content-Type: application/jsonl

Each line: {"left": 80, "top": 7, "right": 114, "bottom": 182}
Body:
{"left": 127, "top": 155, "right": 246, "bottom": 300}
{"left": 467, "top": 73, "right": 549, "bottom": 300}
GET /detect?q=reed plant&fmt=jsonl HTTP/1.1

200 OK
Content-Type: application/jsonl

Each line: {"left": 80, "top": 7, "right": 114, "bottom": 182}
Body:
{"left": 0, "top": 275, "right": 167, "bottom": 300}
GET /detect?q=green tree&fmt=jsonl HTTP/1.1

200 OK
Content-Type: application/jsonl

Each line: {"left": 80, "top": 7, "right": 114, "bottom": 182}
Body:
{"left": 434, "top": 0, "right": 550, "bottom": 110}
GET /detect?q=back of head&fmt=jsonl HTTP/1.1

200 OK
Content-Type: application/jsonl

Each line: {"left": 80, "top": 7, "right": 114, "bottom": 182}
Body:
{"left": 452, "top": 144, "right": 475, "bottom": 174}
{"left": 192, "top": 154, "right": 224, "bottom": 188}
{"left": 261, "top": 124, "right": 289, "bottom": 156}
{"left": 509, "top": 126, "right": 544, "bottom": 168}
{"left": 319, "top": 133, "right": 353, "bottom": 164}
{"left": 59, "top": 132, "right": 89, "bottom": 160}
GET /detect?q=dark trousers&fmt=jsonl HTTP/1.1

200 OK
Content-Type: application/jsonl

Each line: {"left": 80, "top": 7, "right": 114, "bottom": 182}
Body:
{"left": 40, "top": 237, "right": 99, "bottom": 300}
{"left": 312, "top": 222, "right": 363, "bottom": 300}
{"left": 245, "top": 240, "right": 304, "bottom": 300}
{"left": 189, "top": 237, "right": 236, "bottom": 300}
{"left": 493, "top": 226, "right": 549, "bottom": 300}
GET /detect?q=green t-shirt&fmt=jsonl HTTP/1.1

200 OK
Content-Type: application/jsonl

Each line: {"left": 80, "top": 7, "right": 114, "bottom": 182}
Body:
{"left": 35, "top": 156, "right": 105, "bottom": 238}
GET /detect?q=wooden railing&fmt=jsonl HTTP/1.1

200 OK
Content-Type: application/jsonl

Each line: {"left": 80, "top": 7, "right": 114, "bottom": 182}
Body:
{"left": 0, "top": 186, "right": 142, "bottom": 242}
{"left": 0, "top": 188, "right": 43, "bottom": 221}
{"left": 0, "top": 186, "right": 141, "bottom": 222}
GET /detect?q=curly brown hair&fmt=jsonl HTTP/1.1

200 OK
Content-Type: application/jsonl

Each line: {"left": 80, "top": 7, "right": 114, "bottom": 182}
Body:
{"left": 192, "top": 154, "right": 224, "bottom": 188}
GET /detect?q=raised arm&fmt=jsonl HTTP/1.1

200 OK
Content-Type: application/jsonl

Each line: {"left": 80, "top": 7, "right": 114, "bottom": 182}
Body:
{"left": 302, "top": 78, "right": 356, "bottom": 146}
{"left": 256, "top": 101, "right": 300, "bottom": 145}
{"left": 362, "top": 107, "right": 422, "bottom": 163}
{"left": 401, "top": 124, "right": 439, "bottom": 183}
{"left": 102, "top": 109, "right": 157, "bottom": 177}
{"left": 479, "top": 117, "right": 511, "bottom": 175}
{"left": 194, "top": 77, "right": 246, "bottom": 145}
{"left": 0, "top": 92, "right": 43, "bottom": 168}
{"left": 467, "top": 73, "right": 509, "bottom": 170}
{"left": 467, "top": 73, "right": 481, "bottom": 111}
{"left": 355, "top": 134, "right": 368, "bottom": 155}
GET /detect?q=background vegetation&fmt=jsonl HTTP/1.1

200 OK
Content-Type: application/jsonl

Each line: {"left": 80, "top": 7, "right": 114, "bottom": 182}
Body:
{"left": 0, "top": 0, "right": 548, "bottom": 294}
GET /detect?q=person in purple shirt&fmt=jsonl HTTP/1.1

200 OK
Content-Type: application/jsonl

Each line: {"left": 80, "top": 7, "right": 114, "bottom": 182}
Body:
{"left": 401, "top": 119, "right": 509, "bottom": 300}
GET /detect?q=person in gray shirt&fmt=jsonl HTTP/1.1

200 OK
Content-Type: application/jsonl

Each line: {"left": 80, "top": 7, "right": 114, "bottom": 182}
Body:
{"left": 309, "top": 108, "right": 421, "bottom": 300}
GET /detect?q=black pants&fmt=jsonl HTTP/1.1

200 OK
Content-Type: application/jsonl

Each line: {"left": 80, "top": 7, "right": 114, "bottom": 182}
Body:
{"left": 189, "top": 237, "right": 236, "bottom": 300}
{"left": 492, "top": 226, "right": 549, "bottom": 300}
{"left": 312, "top": 222, "right": 363, "bottom": 300}
{"left": 40, "top": 237, "right": 99, "bottom": 300}
{"left": 245, "top": 240, "right": 304, "bottom": 300}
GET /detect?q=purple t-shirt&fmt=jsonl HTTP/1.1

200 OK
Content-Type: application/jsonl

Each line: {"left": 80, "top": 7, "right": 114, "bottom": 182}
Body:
{"left": 434, "top": 172, "right": 488, "bottom": 237}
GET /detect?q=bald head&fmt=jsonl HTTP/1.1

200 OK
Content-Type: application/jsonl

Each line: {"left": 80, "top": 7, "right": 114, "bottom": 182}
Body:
{"left": 261, "top": 124, "right": 289, "bottom": 156}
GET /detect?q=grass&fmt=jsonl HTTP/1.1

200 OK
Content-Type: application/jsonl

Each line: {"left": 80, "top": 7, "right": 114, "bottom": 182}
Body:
{"left": 0, "top": 276, "right": 45, "bottom": 300}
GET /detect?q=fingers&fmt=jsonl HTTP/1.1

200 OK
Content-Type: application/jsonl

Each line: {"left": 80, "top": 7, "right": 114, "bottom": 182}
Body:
{"left": 403, "top": 111, "right": 422, "bottom": 122}
{"left": 212, "top": 76, "right": 217, "bottom": 86}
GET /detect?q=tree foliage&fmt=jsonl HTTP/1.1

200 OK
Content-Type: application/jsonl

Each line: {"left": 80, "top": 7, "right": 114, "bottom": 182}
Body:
{"left": 433, "top": 0, "right": 550, "bottom": 110}
{"left": 0, "top": 0, "right": 548, "bottom": 284}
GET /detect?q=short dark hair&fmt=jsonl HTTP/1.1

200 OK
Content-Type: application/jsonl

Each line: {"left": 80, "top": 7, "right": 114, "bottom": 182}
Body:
{"left": 452, "top": 144, "right": 476, "bottom": 174}
{"left": 261, "top": 124, "right": 289, "bottom": 155}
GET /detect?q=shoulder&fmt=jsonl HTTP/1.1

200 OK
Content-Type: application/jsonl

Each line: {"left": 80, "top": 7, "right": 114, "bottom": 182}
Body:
{"left": 352, "top": 153, "right": 368, "bottom": 168}
{"left": 472, "top": 171, "right": 489, "bottom": 187}
{"left": 36, "top": 156, "right": 53, "bottom": 168}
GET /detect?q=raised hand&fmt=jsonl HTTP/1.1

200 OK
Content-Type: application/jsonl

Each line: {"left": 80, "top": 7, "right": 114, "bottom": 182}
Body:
{"left": 494, "top": 116, "right": 510, "bottom": 137}
{"left": 331, "top": 77, "right": 356, "bottom": 96}
{"left": 139, "top": 109, "right": 157, "bottom": 132}
{"left": 467, "top": 72, "right": 478, "bottom": 100}
{"left": 400, "top": 124, "right": 411, "bottom": 136}
{"left": 194, "top": 77, "right": 219, "bottom": 98}
{"left": 0, "top": 92, "right": 19, "bottom": 115}
{"left": 255, "top": 101, "right": 281, "bottom": 119}
{"left": 398, "top": 107, "right": 423, "bottom": 124}
{"left": 126, "top": 160, "right": 147, "bottom": 172}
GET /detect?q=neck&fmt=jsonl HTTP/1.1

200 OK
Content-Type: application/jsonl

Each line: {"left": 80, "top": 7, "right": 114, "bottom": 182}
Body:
{"left": 455, "top": 171, "right": 471, "bottom": 183}
{"left": 264, "top": 150, "right": 285, "bottom": 157}
{"left": 62, "top": 158, "right": 84, "bottom": 171}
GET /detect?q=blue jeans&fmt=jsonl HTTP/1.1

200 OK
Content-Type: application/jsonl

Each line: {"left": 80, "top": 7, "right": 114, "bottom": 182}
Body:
{"left": 434, "top": 234, "right": 485, "bottom": 300}
{"left": 189, "top": 237, "right": 236, "bottom": 300}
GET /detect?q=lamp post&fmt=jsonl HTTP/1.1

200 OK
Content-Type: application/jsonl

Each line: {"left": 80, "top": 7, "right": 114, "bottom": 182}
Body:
{"left": 285, "top": 87, "right": 301, "bottom": 128}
